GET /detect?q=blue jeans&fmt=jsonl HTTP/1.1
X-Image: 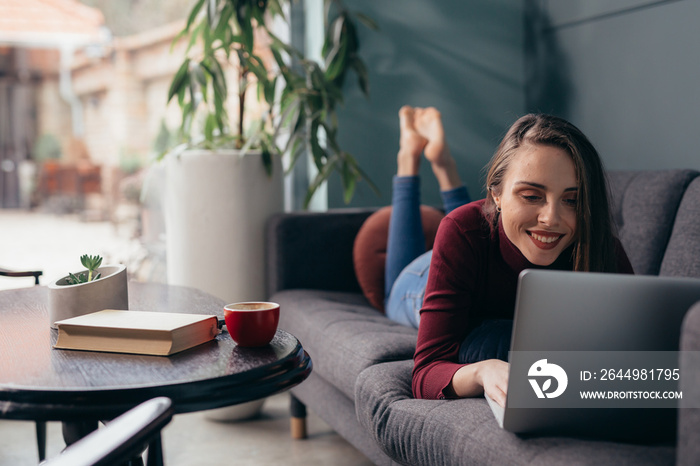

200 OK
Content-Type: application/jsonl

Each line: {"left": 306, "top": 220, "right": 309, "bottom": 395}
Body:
{"left": 385, "top": 249, "right": 433, "bottom": 328}
{"left": 384, "top": 176, "right": 470, "bottom": 328}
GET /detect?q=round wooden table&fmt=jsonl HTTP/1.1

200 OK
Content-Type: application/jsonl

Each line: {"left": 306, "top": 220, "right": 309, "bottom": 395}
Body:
{"left": 0, "top": 281, "right": 312, "bottom": 426}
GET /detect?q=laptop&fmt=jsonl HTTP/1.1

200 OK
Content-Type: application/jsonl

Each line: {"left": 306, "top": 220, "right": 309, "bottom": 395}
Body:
{"left": 488, "top": 269, "right": 700, "bottom": 443}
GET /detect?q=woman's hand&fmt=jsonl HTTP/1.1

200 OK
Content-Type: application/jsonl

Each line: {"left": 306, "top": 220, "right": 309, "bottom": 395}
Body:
{"left": 449, "top": 359, "right": 510, "bottom": 407}
{"left": 476, "top": 359, "right": 509, "bottom": 407}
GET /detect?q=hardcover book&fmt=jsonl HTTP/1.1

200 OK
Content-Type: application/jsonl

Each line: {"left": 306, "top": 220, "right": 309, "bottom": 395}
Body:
{"left": 54, "top": 309, "right": 220, "bottom": 356}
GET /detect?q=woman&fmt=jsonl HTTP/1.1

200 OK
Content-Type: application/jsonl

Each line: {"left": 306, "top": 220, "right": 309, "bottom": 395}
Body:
{"left": 381, "top": 107, "right": 633, "bottom": 407}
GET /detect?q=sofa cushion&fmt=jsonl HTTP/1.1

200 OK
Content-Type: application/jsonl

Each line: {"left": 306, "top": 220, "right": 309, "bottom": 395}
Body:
{"left": 356, "top": 360, "right": 675, "bottom": 466}
{"left": 353, "top": 205, "right": 444, "bottom": 313}
{"left": 660, "top": 177, "right": 700, "bottom": 278}
{"left": 274, "top": 289, "right": 418, "bottom": 400}
{"left": 607, "top": 170, "right": 699, "bottom": 275}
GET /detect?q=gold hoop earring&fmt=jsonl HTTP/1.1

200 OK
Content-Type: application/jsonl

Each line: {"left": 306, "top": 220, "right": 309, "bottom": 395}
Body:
{"left": 496, "top": 206, "right": 502, "bottom": 213}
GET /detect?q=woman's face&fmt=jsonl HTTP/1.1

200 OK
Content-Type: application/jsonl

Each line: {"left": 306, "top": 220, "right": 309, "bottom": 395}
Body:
{"left": 492, "top": 144, "right": 578, "bottom": 266}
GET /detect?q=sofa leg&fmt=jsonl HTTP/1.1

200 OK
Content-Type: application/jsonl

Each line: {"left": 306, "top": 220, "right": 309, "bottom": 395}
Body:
{"left": 290, "top": 394, "right": 307, "bottom": 440}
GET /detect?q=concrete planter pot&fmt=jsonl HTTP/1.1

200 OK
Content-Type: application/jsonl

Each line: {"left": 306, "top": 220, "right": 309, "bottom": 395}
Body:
{"left": 164, "top": 149, "right": 283, "bottom": 303}
{"left": 48, "top": 264, "right": 129, "bottom": 328}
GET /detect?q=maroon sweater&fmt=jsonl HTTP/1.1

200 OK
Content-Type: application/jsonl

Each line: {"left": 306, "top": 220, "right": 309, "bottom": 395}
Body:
{"left": 412, "top": 199, "right": 633, "bottom": 399}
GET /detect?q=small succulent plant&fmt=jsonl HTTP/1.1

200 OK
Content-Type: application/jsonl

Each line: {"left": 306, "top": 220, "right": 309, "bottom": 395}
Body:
{"left": 65, "top": 254, "right": 103, "bottom": 285}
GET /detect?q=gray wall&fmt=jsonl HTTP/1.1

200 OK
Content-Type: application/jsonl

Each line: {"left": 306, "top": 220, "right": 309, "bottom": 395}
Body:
{"left": 528, "top": 0, "right": 700, "bottom": 172}
{"left": 329, "top": 0, "right": 526, "bottom": 209}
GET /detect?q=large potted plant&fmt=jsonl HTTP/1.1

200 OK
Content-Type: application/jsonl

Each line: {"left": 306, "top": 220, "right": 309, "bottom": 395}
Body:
{"left": 163, "top": 0, "right": 376, "bottom": 305}
{"left": 162, "top": 0, "right": 376, "bottom": 419}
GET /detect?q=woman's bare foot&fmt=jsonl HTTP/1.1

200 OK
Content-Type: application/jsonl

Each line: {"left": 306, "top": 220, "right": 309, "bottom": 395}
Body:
{"left": 413, "top": 107, "right": 448, "bottom": 165}
{"left": 397, "top": 106, "right": 426, "bottom": 177}
{"left": 413, "top": 107, "right": 462, "bottom": 191}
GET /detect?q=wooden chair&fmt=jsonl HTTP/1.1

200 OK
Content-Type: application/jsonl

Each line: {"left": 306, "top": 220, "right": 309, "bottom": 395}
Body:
{"left": 40, "top": 397, "right": 174, "bottom": 466}
{"left": 0, "top": 265, "right": 45, "bottom": 460}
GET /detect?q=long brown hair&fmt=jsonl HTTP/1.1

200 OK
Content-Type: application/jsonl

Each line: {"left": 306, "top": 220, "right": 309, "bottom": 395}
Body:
{"left": 484, "top": 114, "right": 618, "bottom": 272}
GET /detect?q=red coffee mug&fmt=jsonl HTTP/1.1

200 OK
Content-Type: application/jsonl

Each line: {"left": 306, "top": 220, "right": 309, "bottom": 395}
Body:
{"left": 224, "top": 302, "right": 280, "bottom": 347}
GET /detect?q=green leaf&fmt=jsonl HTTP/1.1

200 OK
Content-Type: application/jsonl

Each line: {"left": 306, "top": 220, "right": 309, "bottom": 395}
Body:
{"left": 168, "top": 59, "right": 191, "bottom": 103}
{"left": 251, "top": 0, "right": 267, "bottom": 26}
{"left": 265, "top": 76, "right": 277, "bottom": 106}
{"left": 303, "top": 155, "right": 338, "bottom": 209}
{"left": 202, "top": 15, "right": 214, "bottom": 52}
{"left": 353, "top": 12, "right": 379, "bottom": 31}
{"left": 284, "top": 135, "right": 304, "bottom": 175}
{"left": 270, "top": 47, "right": 287, "bottom": 73}
{"left": 189, "top": 77, "right": 198, "bottom": 108}
{"left": 206, "top": 59, "right": 227, "bottom": 108}
{"left": 193, "top": 62, "right": 207, "bottom": 88}
{"left": 177, "top": 82, "right": 187, "bottom": 106}
{"left": 213, "top": 3, "right": 234, "bottom": 39}
{"left": 237, "top": 10, "right": 254, "bottom": 51}
{"left": 309, "top": 121, "right": 326, "bottom": 170}
{"left": 201, "top": 60, "right": 227, "bottom": 101}
{"left": 246, "top": 53, "right": 270, "bottom": 84}
{"left": 186, "top": 0, "right": 206, "bottom": 30}
{"left": 267, "top": 30, "right": 303, "bottom": 60}
{"left": 346, "top": 152, "right": 380, "bottom": 196}
{"left": 349, "top": 56, "right": 370, "bottom": 96}
{"left": 267, "top": 0, "right": 285, "bottom": 19}
{"left": 185, "top": 21, "right": 204, "bottom": 55}
{"left": 212, "top": 86, "right": 226, "bottom": 131}
{"left": 170, "top": 0, "right": 205, "bottom": 52}
{"left": 261, "top": 147, "right": 273, "bottom": 177}
{"left": 324, "top": 16, "right": 349, "bottom": 81}
{"left": 204, "top": 113, "right": 217, "bottom": 142}
{"left": 319, "top": 121, "right": 340, "bottom": 153}
{"left": 277, "top": 98, "right": 300, "bottom": 134}
{"left": 292, "top": 103, "right": 305, "bottom": 132}
{"left": 180, "top": 101, "right": 194, "bottom": 135}
{"left": 66, "top": 272, "right": 79, "bottom": 285}
{"left": 340, "top": 155, "right": 356, "bottom": 204}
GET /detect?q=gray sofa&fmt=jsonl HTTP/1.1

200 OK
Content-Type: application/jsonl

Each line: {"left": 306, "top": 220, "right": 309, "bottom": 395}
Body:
{"left": 266, "top": 169, "right": 700, "bottom": 466}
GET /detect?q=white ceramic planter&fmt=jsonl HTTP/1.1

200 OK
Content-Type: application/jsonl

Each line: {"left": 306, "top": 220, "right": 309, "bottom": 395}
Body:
{"left": 48, "top": 264, "right": 129, "bottom": 328}
{"left": 164, "top": 149, "right": 284, "bottom": 304}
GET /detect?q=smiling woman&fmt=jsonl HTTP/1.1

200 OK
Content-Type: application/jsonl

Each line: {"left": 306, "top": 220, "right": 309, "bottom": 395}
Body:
{"left": 354, "top": 111, "right": 633, "bottom": 409}
{"left": 483, "top": 114, "right": 620, "bottom": 274}
{"left": 490, "top": 144, "right": 578, "bottom": 267}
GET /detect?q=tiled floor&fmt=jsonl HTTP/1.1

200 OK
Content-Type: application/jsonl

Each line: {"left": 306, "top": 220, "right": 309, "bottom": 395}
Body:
{"left": 0, "top": 209, "right": 373, "bottom": 465}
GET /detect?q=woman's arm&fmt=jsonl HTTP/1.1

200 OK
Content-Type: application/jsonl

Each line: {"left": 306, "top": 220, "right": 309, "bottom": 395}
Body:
{"left": 412, "top": 209, "right": 484, "bottom": 399}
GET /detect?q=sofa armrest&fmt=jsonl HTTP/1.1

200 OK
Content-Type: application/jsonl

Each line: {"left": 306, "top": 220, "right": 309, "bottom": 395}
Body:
{"left": 266, "top": 208, "right": 376, "bottom": 296}
{"left": 678, "top": 301, "right": 700, "bottom": 466}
